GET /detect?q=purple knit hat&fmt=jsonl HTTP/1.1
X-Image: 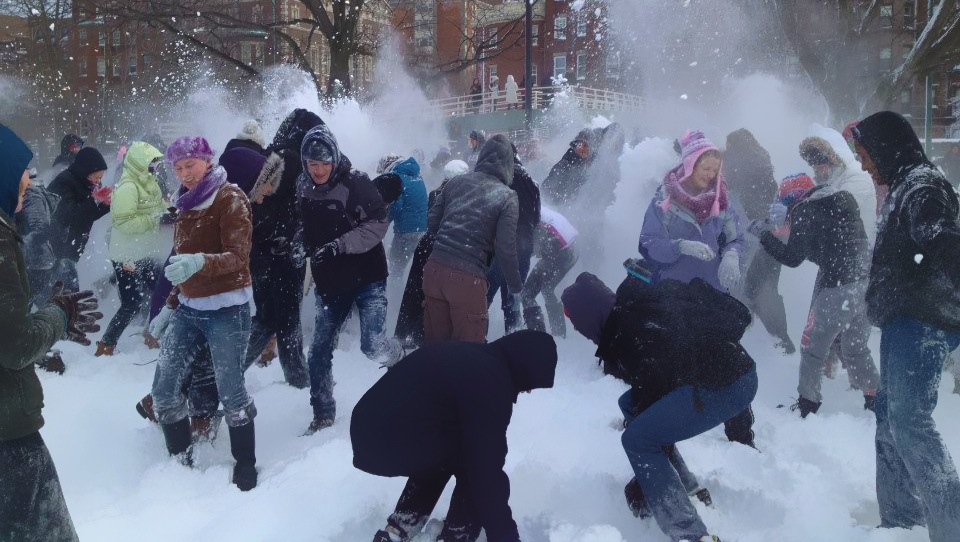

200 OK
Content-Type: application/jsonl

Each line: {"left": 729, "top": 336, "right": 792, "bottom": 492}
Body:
{"left": 165, "top": 136, "right": 215, "bottom": 165}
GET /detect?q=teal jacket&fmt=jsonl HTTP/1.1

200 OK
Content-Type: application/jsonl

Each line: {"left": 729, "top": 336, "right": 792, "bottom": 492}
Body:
{"left": 0, "top": 209, "right": 66, "bottom": 441}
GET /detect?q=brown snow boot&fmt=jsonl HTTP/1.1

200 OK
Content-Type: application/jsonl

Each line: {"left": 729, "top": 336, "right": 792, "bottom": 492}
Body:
{"left": 257, "top": 336, "right": 278, "bottom": 367}
{"left": 135, "top": 394, "right": 158, "bottom": 423}
{"left": 94, "top": 341, "right": 115, "bottom": 357}
{"left": 143, "top": 332, "right": 161, "bottom": 349}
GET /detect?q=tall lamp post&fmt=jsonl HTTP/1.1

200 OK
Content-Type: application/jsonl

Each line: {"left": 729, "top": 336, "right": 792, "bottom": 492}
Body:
{"left": 924, "top": 0, "right": 933, "bottom": 152}
{"left": 524, "top": 0, "right": 534, "bottom": 133}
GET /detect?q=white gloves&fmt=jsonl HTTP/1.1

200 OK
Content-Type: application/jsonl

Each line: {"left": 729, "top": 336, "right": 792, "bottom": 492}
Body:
{"left": 718, "top": 250, "right": 741, "bottom": 291}
{"left": 678, "top": 240, "right": 716, "bottom": 261}
{"left": 768, "top": 202, "right": 788, "bottom": 226}
{"left": 164, "top": 253, "right": 205, "bottom": 285}
{"left": 149, "top": 305, "right": 175, "bottom": 339}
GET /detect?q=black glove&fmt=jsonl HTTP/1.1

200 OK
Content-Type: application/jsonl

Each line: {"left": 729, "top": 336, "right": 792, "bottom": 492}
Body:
{"left": 159, "top": 208, "right": 178, "bottom": 225}
{"left": 747, "top": 219, "right": 772, "bottom": 238}
{"left": 49, "top": 282, "right": 104, "bottom": 346}
{"left": 311, "top": 241, "right": 340, "bottom": 263}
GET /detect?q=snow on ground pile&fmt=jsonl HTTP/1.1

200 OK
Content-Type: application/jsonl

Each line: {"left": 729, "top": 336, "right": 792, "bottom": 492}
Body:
{"left": 38, "top": 312, "right": 960, "bottom": 541}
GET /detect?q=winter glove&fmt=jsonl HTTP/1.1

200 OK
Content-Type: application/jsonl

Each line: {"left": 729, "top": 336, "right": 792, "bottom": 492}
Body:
{"left": 768, "top": 202, "right": 788, "bottom": 226}
{"left": 92, "top": 186, "right": 113, "bottom": 205}
{"left": 718, "top": 250, "right": 741, "bottom": 292}
{"left": 164, "top": 253, "right": 206, "bottom": 285}
{"left": 747, "top": 219, "right": 773, "bottom": 238}
{"left": 148, "top": 305, "right": 175, "bottom": 339}
{"left": 311, "top": 241, "right": 340, "bottom": 263}
{"left": 49, "top": 282, "right": 103, "bottom": 346}
{"left": 677, "top": 240, "right": 716, "bottom": 261}
{"left": 158, "top": 208, "right": 178, "bottom": 225}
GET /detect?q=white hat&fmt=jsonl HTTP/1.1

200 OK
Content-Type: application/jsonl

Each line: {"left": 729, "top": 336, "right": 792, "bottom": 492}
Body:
{"left": 443, "top": 159, "right": 469, "bottom": 179}
{"left": 236, "top": 120, "right": 265, "bottom": 148}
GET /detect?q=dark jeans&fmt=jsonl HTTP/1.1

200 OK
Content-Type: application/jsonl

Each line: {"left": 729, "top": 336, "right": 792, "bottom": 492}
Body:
{"left": 520, "top": 247, "right": 578, "bottom": 337}
{"left": 54, "top": 258, "right": 79, "bottom": 293}
{"left": 245, "top": 255, "right": 308, "bottom": 388}
{"left": 486, "top": 247, "right": 533, "bottom": 334}
{"left": 102, "top": 259, "right": 159, "bottom": 346}
{"left": 744, "top": 248, "right": 791, "bottom": 345}
{"left": 152, "top": 304, "right": 256, "bottom": 428}
{"left": 26, "top": 267, "right": 56, "bottom": 309}
{"left": 387, "top": 470, "right": 481, "bottom": 542}
{"left": 395, "top": 233, "right": 435, "bottom": 348}
{"left": 309, "top": 280, "right": 388, "bottom": 420}
{"left": 876, "top": 317, "right": 960, "bottom": 541}
{"left": 622, "top": 369, "right": 758, "bottom": 541}
{"left": 0, "top": 432, "right": 78, "bottom": 542}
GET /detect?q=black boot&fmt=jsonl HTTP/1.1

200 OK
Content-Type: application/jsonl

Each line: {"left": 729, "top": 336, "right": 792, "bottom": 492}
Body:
{"left": 522, "top": 306, "right": 547, "bottom": 333}
{"left": 229, "top": 421, "right": 257, "bottom": 491}
{"left": 161, "top": 418, "right": 193, "bottom": 466}
{"left": 790, "top": 397, "right": 821, "bottom": 418}
{"left": 624, "top": 477, "right": 652, "bottom": 518}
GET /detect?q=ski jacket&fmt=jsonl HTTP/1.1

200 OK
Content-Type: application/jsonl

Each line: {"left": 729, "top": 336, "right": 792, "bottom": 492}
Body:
{"left": 722, "top": 129, "right": 778, "bottom": 222}
{"left": 47, "top": 167, "right": 110, "bottom": 262}
{"left": 535, "top": 206, "right": 577, "bottom": 260}
{"left": 15, "top": 184, "right": 60, "bottom": 270}
{"left": 387, "top": 157, "right": 428, "bottom": 235}
{"left": 297, "top": 124, "right": 388, "bottom": 295}
{"left": 108, "top": 142, "right": 168, "bottom": 264}
{"left": 639, "top": 186, "right": 743, "bottom": 292}
{"left": 758, "top": 185, "right": 870, "bottom": 292}
{"left": 428, "top": 135, "right": 523, "bottom": 293}
{"left": 351, "top": 331, "right": 557, "bottom": 542}
{"left": 0, "top": 207, "right": 66, "bottom": 441}
{"left": 511, "top": 160, "right": 541, "bottom": 256}
{"left": 596, "top": 276, "right": 755, "bottom": 414}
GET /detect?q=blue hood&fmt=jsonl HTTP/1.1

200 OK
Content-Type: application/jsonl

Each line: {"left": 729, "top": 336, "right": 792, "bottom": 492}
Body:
{"left": 0, "top": 125, "right": 33, "bottom": 217}
{"left": 391, "top": 157, "right": 421, "bottom": 179}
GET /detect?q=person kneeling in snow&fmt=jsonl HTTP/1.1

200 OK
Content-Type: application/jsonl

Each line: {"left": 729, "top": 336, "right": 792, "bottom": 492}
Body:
{"left": 562, "top": 259, "right": 758, "bottom": 542}
{"left": 351, "top": 330, "right": 558, "bottom": 542}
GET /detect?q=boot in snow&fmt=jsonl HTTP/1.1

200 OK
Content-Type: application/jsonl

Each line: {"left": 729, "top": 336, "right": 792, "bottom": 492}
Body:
{"left": 191, "top": 411, "right": 224, "bottom": 444}
{"left": 863, "top": 392, "right": 877, "bottom": 413}
{"left": 624, "top": 477, "right": 652, "bottom": 518}
{"left": 94, "top": 341, "right": 114, "bottom": 357}
{"left": 229, "top": 421, "right": 257, "bottom": 491}
{"left": 372, "top": 525, "right": 408, "bottom": 542}
{"left": 258, "top": 335, "right": 277, "bottom": 367}
{"left": 774, "top": 337, "right": 795, "bottom": 355}
{"left": 690, "top": 487, "right": 713, "bottom": 507}
{"left": 304, "top": 416, "right": 335, "bottom": 436}
{"left": 36, "top": 350, "right": 65, "bottom": 374}
{"left": 161, "top": 418, "right": 193, "bottom": 466}
{"left": 790, "top": 397, "right": 821, "bottom": 418}
{"left": 136, "top": 394, "right": 158, "bottom": 423}
{"left": 522, "top": 306, "right": 547, "bottom": 333}
{"left": 143, "top": 332, "right": 161, "bottom": 349}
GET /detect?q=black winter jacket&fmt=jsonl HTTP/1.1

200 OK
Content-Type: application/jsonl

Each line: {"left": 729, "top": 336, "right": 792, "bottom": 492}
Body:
{"left": 511, "top": 160, "right": 541, "bottom": 256}
{"left": 759, "top": 185, "right": 870, "bottom": 292}
{"left": 723, "top": 129, "right": 779, "bottom": 221}
{"left": 47, "top": 168, "right": 110, "bottom": 262}
{"left": 297, "top": 124, "right": 388, "bottom": 295}
{"left": 351, "top": 331, "right": 557, "bottom": 542}
{"left": 596, "top": 277, "right": 755, "bottom": 413}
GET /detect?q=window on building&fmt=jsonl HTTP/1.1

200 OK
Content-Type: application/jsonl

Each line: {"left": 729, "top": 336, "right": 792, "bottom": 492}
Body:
{"left": 554, "top": 16, "right": 567, "bottom": 40}
{"left": 79, "top": 57, "right": 87, "bottom": 77}
{"left": 143, "top": 54, "right": 153, "bottom": 70}
{"left": 903, "top": 2, "right": 915, "bottom": 28}
{"left": 241, "top": 43, "right": 253, "bottom": 65}
{"left": 252, "top": 4, "right": 263, "bottom": 23}
{"left": 532, "top": 24, "right": 539, "bottom": 46}
{"left": 112, "top": 55, "right": 120, "bottom": 76}
{"left": 530, "top": 64, "right": 538, "bottom": 87}
{"left": 98, "top": 32, "right": 105, "bottom": 47}
{"left": 577, "top": 17, "right": 587, "bottom": 37}
{"left": 291, "top": 5, "right": 300, "bottom": 23}
{"left": 79, "top": 28, "right": 87, "bottom": 45}
{"left": 880, "top": 47, "right": 892, "bottom": 72}
{"left": 879, "top": 5, "right": 893, "bottom": 28}
{"left": 901, "top": 90, "right": 911, "bottom": 104}
{"left": 606, "top": 50, "right": 621, "bottom": 79}
{"left": 489, "top": 64, "right": 498, "bottom": 84}
{"left": 112, "top": 30, "right": 120, "bottom": 47}
{"left": 97, "top": 56, "right": 105, "bottom": 77}
{"left": 254, "top": 44, "right": 264, "bottom": 67}
{"left": 553, "top": 53, "right": 567, "bottom": 82}
{"left": 903, "top": 43, "right": 913, "bottom": 60}
{"left": 576, "top": 52, "right": 587, "bottom": 81}
{"left": 129, "top": 55, "right": 137, "bottom": 76}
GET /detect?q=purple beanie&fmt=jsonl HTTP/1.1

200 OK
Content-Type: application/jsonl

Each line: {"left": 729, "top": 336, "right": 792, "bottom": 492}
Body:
{"left": 219, "top": 147, "right": 266, "bottom": 195}
{"left": 165, "top": 136, "right": 215, "bottom": 165}
{"left": 561, "top": 272, "right": 616, "bottom": 345}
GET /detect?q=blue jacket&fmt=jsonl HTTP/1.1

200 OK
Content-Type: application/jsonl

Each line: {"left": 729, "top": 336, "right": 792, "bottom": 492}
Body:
{"left": 639, "top": 187, "right": 743, "bottom": 293}
{"left": 388, "top": 157, "right": 428, "bottom": 234}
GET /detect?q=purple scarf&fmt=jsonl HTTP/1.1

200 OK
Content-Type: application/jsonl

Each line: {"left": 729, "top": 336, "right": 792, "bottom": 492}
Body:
{"left": 174, "top": 165, "right": 228, "bottom": 210}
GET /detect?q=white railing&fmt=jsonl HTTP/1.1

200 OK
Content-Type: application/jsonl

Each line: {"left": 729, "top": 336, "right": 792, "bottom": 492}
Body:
{"left": 425, "top": 85, "right": 643, "bottom": 118}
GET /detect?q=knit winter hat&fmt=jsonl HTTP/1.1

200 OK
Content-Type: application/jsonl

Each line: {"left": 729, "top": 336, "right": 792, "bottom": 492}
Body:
{"left": 561, "top": 272, "right": 616, "bottom": 345}
{"left": 679, "top": 130, "right": 719, "bottom": 177}
{"left": 302, "top": 137, "right": 335, "bottom": 163}
{"left": 372, "top": 172, "right": 403, "bottom": 204}
{"left": 236, "top": 120, "right": 265, "bottom": 148}
{"left": 165, "top": 136, "right": 215, "bottom": 166}
{"left": 777, "top": 173, "right": 815, "bottom": 207}
{"left": 799, "top": 137, "right": 844, "bottom": 168}
{"left": 377, "top": 153, "right": 403, "bottom": 175}
{"left": 659, "top": 130, "right": 727, "bottom": 222}
{"left": 68, "top": 147, "right": 108, "bottom": 179}
{"left": 443, "top": 159, "right": 469, "bottom": 179}
{"left": 218, "top": 147, "right": 267, "bottom": 196}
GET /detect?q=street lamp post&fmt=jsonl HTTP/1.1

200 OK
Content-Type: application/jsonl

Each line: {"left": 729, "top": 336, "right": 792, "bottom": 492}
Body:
{"left": 924, "top": 0, "right": 933, "bottom": 152}
{"left": 524, "top": 0, "right": 533, "bottom": 132}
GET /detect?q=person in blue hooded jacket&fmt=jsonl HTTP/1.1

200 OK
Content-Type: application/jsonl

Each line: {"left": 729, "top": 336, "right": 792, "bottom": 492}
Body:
{"left": 384, "top": 156, "right": 428, "bottom": 275}
{"left": 297, "top": 123, "right": 393, "bottom": 435}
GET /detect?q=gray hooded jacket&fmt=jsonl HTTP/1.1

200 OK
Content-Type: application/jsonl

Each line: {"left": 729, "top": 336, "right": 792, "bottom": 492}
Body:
{"left": 428, "top": 135, "right": 523, "bottom": 293}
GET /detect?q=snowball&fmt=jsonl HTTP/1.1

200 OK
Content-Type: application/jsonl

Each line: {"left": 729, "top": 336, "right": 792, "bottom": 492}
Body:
{"left": 680, "top": 94, "right": 688, "bottom": 100}
{"left": 915, "top": 253, "right": 924, "bottom": 264}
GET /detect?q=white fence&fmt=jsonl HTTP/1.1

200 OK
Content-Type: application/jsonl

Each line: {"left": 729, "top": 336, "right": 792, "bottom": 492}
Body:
{"left": 426, "top": 85, "right": 643, "bottom": 118}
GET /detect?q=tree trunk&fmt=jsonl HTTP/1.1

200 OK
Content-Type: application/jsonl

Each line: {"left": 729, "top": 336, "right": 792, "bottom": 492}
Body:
{"left": 327, "top": 47, "right": 352, "bottom": 98}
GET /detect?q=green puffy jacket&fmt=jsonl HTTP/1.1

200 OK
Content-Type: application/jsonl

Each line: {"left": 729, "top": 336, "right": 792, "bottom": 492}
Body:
{"left": 108, "top": 141, "right": 169, "bottom": 264}
{"left": 0, "top": 209, "right": 66, "bottom": 441}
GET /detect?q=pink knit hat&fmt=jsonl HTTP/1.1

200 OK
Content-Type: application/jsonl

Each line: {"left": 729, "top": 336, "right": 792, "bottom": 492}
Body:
{"left": 679, "top": 130, "right": 719, "bottom": 178}
{"left": 659, "top": 130, "right": 726, "bottom": 220}
{"left": 165, "top": 136, "right": 215, "bottom": 165}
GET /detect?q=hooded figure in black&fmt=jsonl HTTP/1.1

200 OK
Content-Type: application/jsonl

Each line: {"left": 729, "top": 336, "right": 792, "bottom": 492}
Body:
{"left": 352, "top": 330, "right": 558, "bottom": 542}
{"left": 297, "top": 122, "right": 391, "bottom": 433}
{"left": 852, "top": 112, "right": 960, "bottom": 541}
{"left": 723, "top": 129, "right": 778, "bottom": 222}
{"left": 540, "top": 127, "right": 601, "bottom": 208}
{"left": 51, "top": 134, "right": 83, "bottom": 169}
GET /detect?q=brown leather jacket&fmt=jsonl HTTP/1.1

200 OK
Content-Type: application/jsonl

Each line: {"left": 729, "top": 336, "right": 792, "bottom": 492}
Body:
{"left": 170, "top": 183, "right": 253, "bottom": 301}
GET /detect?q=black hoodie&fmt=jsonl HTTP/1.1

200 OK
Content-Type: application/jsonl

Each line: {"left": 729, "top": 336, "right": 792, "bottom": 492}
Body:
{"left": 52, "top": 134, "right": 83, "bottom": 168}
{"left": 351, "top": 330, "right": 557, "bottom": 542}
{"left": 47, "top": 147, "right": 110, "bottom": 261}
{"left": 854, "top": 111, "right": 960, "bottom": 331}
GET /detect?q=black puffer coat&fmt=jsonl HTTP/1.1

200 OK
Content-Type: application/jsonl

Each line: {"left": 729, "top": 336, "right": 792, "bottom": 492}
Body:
{"left": 47, "top": 150, "right": 110, "bottom": 262}
{"left": 723, "top": 129, "right": 778, "bottom": 221}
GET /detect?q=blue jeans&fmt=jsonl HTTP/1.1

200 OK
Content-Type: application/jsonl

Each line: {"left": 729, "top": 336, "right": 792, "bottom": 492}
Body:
{"left": 486, "top": 248, "right": 532, "bottom": 334}
{"left": 308, "top": 280, "right": 387, "bottom": 420}
{"left": 152, "top": 304, "right": 256, "bottom": 428}
{"left": 622, "top": 369, "right": 757, "bottom": 541}
{"left": 875, "top": 317, "right": 960, "bottom": 541}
